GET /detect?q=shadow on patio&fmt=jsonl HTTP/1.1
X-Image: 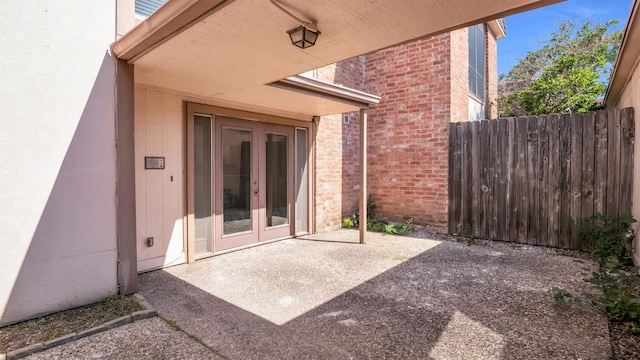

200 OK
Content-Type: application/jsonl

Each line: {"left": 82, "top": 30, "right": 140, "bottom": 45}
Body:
{"left": 138, "top": 230, "right": 610, "bottom": 359}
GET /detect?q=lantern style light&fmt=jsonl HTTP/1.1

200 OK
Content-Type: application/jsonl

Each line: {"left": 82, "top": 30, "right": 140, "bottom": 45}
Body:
{"left": 287, "top": 25, "right": 321, "bottom": 49}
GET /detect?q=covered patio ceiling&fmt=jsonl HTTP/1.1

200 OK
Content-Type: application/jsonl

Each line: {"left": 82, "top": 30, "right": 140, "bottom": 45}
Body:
{"left": 112, "top": 0, "right": 562, "bottom": 118}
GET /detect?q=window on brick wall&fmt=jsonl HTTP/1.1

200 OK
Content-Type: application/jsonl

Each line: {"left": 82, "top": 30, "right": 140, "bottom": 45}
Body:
{"left": 136, "top": 0, "right": 166, "bottom": 18}
{"left": 468, "top": 24, "right": 486, "bottom": 102}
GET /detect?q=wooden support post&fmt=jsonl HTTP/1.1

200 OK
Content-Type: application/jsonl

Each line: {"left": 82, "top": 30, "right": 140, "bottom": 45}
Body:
{"left": 359, "top": 108, "right": 367, "bottom": 244}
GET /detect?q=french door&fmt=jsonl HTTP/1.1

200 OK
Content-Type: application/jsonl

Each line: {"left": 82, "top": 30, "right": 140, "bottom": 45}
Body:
{"left": 188, "top": 108, "right": 296, "bottom": 257}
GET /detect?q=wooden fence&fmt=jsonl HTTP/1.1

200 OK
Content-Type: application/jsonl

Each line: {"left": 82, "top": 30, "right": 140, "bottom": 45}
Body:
{"left": 448, "top": 108, "right": 634, "bottom": 250}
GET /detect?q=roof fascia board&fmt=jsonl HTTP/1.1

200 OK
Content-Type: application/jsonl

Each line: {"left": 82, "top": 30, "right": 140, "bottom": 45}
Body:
{"left": 268, "top": 76, "right": 382, "bottom": 110}
{"left": 488, "top": 19, "right": 506, "bottom": 39}
{"left": 605, "top": 0, "right": 639, "bottom": 106}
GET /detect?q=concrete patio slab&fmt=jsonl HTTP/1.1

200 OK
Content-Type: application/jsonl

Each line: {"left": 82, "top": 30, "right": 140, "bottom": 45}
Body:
{"left": 138, "top": 230, "right": 611, "bottom": 359}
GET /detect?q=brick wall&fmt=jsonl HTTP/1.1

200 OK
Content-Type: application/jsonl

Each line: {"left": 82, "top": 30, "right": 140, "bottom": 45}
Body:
{"left": 314, "top": 57, "right": 364, "bottom": 233}
{"left": 450, "top": 28, "right": 469, "bottom": 122}
{"left": 313, "top": 26, "right": 500, "bottom": 234}
{"left": 364, "top": 35, "right": 451, "bottom": 232}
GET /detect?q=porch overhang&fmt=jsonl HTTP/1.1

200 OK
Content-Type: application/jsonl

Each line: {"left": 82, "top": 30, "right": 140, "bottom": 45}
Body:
{"left": 112, "top": 0, "right": 562, "bottom": 118}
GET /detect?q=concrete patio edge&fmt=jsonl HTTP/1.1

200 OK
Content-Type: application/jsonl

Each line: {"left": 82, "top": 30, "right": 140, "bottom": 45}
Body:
{"left": 1, "top": 294, "right": 157, "bottom": 360}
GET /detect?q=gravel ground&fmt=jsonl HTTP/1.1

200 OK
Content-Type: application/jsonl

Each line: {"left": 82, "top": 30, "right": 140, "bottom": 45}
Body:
{"left": 417, "top": 231, "right": 640, "bottom": 360}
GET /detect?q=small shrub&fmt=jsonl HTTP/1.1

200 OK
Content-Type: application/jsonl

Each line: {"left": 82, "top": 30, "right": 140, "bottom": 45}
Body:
{"left": 342, "top": 196, "right": 412, "bottom": 235}
{"left": 454, "top": 224, "right": 478, "bottom": 246}
{"left": 343, "top": 217, "right": 355, "bottom": 228}
{"left": 580, "top": 214, "right": 636, "bottom": 265}
{"left": 583, "top": 266, "right": 640, "bottom": 333}
{"left": 551, "top": 287, "right": 575, "bottom": 305}
{"left": 552, "top": 214, "right": 640, "bottom": 334}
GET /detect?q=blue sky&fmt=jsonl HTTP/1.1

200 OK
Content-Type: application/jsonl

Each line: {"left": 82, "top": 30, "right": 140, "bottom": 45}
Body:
{"left": 498, "top": 0, "right": 633, "bottom": 76}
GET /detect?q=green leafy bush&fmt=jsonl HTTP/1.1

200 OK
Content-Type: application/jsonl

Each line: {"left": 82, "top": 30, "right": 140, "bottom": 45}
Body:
{"left": 580, "top": 214, "right": 636, "bottom": 265}
{"left": 551, "top": 287, "right": 575, "bottom": 305}
{"left": 584, "top": 266, "right": 640, "bottom": 333}
{"left": 342, "top": 196, "right": 412, "bottom": 235}
{"left": 553, "top": 214, "right": 640, "bottom": 333}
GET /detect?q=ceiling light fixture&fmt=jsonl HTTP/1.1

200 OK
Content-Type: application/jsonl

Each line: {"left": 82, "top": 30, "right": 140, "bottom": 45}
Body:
{"left": 269, "top": 0, "right": 321, "bottom": 49}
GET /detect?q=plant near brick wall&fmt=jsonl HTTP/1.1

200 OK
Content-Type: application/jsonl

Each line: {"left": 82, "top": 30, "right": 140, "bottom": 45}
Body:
{"left": 342, "top": 195, "right": 412, "bottom": 236}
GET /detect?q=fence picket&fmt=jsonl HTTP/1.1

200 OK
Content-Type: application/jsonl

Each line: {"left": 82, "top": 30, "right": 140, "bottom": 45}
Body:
{"left": 489, "top": 120, "right": 499, "bottom": 239}
{"left": 527, "top": 115, "right": 540, "bottom": 245}
{"left": 594, "top": 111, "right": 608, "bottom": 215}
{"left": 516, "top": 116, "right": 529, "bottom": 243}
{"left": 507, "top": 118, "right": 518, "bottom": 241}
{"left": 538, "top": 116, "right": 549, "bottom": 246}
{"left": 570, "top": 113, "right": 583, "bottom": 249}
{"left": 581, "top": 112, "right": 596, "bottom": 249}
{"left": 548, "top": 114, "right": 560, "bottom": 248}
{"left": 496, "top": 118, "right": 508, "bottom": 241}
{"left": 620, "top": 108, "right": 635, "bottom": 216}
{"left": 606, "top": 108, "right": 621, "bottom": 217}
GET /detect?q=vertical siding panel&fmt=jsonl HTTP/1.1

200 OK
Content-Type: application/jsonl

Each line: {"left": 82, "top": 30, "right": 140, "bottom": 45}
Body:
{"left": 570, "top": 113, "right": 583, "bottom": 249}
{"left": 162, "top": 93, "right": 184, "bottom": 266}
{"left": 619, "top": 108, "right": 635, "bottom": 216}
{"left": 145, "top": 89, "right": 165, "bottom": 259}
{"left": 134, "top": 87, "right": 147, "bottom": 262}
{"left": 547, "top": 114, "right": 560, "bottom": 248}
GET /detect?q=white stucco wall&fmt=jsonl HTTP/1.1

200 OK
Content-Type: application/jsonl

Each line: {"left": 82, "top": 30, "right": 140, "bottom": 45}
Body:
{"left": 616, "top": 59, "right": 640, "bottom": 266}
{"left": 0, "top": 1, "right": 118, "bottom": 325}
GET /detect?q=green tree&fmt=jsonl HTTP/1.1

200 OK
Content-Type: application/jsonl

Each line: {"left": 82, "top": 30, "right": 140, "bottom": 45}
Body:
{"left": 498, "top": 20, "right": 622, "bottom": 117}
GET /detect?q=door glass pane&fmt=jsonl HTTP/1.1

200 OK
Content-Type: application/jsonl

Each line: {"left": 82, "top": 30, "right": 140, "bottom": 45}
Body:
{"left": 194, "top": 115, "right": 213, "bottom": 255}
{"left": 222, "top": 129, "right": 252, "bottom": 234}
{"left": 296, "top": 128, "right": 308, "bottom": 233}
{"left": 266, "top": 133, "right": 288, "bottom": 227}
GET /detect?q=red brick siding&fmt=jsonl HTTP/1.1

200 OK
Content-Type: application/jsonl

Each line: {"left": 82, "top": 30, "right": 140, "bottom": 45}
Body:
{"left": 314, "top": 114, "right": 345, "bottom": 232}
{"left": 314, "top": 57, "right": 364, "bottom": 233}
{"left": 364, "top": 35, "right": 451, "bottom": 232}
{"left": 313, "top": 26, "right": 499, "bottom": 233}
{"left": 450, "top": 28, "right": 469, "bottom": 122}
